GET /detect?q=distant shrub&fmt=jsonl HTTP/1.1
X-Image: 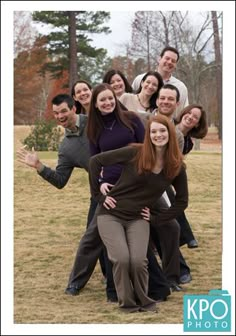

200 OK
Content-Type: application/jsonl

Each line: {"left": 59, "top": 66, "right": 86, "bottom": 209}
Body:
{"left": 23, "top": 119, "right": 63, "bottom": 151}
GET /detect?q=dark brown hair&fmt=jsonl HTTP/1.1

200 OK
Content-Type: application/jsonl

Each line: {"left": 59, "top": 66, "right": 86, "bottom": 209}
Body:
{"left": 87, "top": 83, "right": 139, "bottom": 144}
{"left": 71, "top": 80, "right": 92, "bottom": 114}
{"left": 103, "top": 69, "right": 133, "bottom": 94}
{"left": 160, "top": 46, "right": 179, "bottom": 62}
{"left": 136, "top": 71, "right": 164, "bottom": 110}
{"left": 175, "top": 104, "right": 208, "bottom": 138}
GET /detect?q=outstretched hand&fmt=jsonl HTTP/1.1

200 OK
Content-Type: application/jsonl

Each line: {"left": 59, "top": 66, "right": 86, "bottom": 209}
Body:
{"left": 16, "top": 146, "right": 41, "bottom": 170}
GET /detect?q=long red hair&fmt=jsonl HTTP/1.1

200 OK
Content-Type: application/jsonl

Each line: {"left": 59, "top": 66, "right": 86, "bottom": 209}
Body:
{"left": 131, "top": 114, "right": 184, "bottom": 180}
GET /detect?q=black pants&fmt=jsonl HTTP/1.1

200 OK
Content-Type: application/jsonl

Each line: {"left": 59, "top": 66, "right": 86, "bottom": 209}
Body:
{"left": 86, "top": 197, "right": 106, "bottom": 277}
{"left": 166, "top": 186, "right": 196, "bottom": 246}
{"left": 150, "top": 225, "right": 191, "bottom": 278}
{"left": 67, "top": 205, "right": 103, "bottom": 289}
{"left": 147, "top": 246, "right": 171, "bottom": 300}
{"left": 178, "top": 212, "right": 196, "bottom": 246}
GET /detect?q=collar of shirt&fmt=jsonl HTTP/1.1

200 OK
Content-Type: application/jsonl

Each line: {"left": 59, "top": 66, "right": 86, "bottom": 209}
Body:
{"left": 163, "top": 74, "right": 174, "bottom": 84}
{"left": 151, "top": 109, "right": 175, "bottom": 122}
{"left": 65, "top": 115, "right": 81, "bottom": 137}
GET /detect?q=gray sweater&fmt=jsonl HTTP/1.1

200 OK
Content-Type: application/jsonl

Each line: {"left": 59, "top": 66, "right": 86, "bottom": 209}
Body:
{"left": 38, "top": 114, "right": 90, "bottom": 189}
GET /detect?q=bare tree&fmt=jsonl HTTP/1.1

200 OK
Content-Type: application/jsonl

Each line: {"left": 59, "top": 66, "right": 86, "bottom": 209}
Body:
{"left": 131, "top": 11, "right": 157, "bottom": 71}
{"left": 169, "top": 11, "right": 222, "bottom": 134}
{"left": 14, "top": 11, "right": 37, "bottom": 58}
{"left": 131, "top": 11, "right": 188, "bottom": 69}
{"left": 129, "top": 10, "right": 222, "bottom": 136}
{"left": 211, "top": 11, "right": 222, "bottom": 139}
{"left": 159, "top": 11, "right": 176, "bottom": 46}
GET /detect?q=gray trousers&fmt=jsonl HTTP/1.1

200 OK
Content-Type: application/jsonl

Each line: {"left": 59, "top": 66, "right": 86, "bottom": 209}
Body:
{"left": 97, "top": 214, "right": 156, "bottom": 310}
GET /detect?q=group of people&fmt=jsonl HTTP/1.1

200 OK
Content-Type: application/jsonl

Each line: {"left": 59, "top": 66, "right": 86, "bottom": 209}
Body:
{"left": 17, "top": 46, "right": 208, "bottom": 313}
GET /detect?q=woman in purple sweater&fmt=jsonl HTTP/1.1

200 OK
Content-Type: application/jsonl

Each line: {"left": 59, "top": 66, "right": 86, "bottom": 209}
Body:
{"left": 89, "top": 114, "right": 188, "bottom": 312}
{"left": 87, "top": 83, "right": 145, "bottom": 186}
{"left": 87, "top": 84, "right": 171, "bottom": 306}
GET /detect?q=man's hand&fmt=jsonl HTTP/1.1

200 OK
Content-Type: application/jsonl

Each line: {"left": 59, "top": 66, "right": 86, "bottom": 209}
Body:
{"left": 16, "top": 146, "right": 43, "bottom": 171}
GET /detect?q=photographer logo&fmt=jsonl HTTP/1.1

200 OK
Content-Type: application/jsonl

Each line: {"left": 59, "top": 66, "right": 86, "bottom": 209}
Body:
{"left": 183, "top": 290, "right": 231, "bottom": 332}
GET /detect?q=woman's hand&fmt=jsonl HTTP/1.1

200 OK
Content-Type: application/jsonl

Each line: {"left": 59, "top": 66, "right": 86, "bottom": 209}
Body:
{"left": 141, "top": 207, "right": 150, "bottom": 221}
{"left": 103, "top": 196, "right": 117, "bottom": 210}
{"left": 100, "top": 182, "right": 114, "bottom": 195}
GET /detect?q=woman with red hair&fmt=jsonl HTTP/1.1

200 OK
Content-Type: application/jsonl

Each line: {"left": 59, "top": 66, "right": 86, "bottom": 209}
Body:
{"left": 89, "top": 114, "right": 188, "bottom": 313}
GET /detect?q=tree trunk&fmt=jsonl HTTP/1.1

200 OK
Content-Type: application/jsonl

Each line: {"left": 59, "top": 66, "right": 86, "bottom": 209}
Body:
{"left": 146, "top": 26, "right": 150, "bottom": 71}
{"left": 68, "top": 11, "right": 78, "bottom": 92}
{"left": 211, "top": 11, "right": 222, "bottom": 140}
{"left": 161, "top": 13, "right": 169, "bottom": 46}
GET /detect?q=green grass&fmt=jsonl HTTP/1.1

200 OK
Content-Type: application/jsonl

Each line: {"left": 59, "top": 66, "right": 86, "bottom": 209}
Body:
{"left": 13, "top": 149, "right": 222, "bottom": 325}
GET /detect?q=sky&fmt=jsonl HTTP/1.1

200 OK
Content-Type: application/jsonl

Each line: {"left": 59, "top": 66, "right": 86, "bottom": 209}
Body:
{"left": 30, "top": 8, "right": 222, "bottom": 61}
{"left": 33, "top": 11, "right": 135, "bottom": 58}
{"left": 1, "top": 1, "right": 236, "bottom": 336}
{"left": 90, "top": 11, "right": 135, "bottom": 57}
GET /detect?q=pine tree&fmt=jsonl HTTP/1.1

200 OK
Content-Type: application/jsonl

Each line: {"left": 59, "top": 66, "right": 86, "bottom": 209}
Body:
{"left": 32, "top": 11, "right": 111, "bottom": 87}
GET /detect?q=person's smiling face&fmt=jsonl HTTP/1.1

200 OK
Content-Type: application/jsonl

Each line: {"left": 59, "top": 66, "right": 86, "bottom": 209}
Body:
{"left": 96, "top": 89, "right": 116, "bottom": 115}
{"left": 150, "top": 121, "right": 169, "bottom": 148}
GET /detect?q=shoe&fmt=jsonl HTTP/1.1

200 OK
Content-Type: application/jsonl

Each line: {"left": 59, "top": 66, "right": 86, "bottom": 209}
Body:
{"left": 179, "top": 273, "right": 192, "bottom": 284}
{"left": 64, "top": 287, "right": 80, "bottom": 296}
{"left": 170, "top": 283, "right": 184, "bottom": 292}
{"left": 187, "top": 239, "right": 198, "bottom": 248}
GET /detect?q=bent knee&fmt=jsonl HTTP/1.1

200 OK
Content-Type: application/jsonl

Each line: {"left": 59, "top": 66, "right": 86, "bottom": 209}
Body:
{"left": 130, "top": 257, "right": 148, "bottom": 272}
{"left": 111, "top": 253, "right": 130, "bottom": 268}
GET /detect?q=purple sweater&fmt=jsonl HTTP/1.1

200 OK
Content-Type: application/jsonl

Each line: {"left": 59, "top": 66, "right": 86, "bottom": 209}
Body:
{"left": 89, "top": 112, "right": 145, "bottom": 184}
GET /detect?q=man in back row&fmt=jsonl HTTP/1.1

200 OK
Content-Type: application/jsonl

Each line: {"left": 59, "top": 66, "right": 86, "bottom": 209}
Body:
{"left": 132, "top": 46, "right": 189, "bottom": 117}
{"left": 153, "top": 83, "right": 192, "bottom": 284}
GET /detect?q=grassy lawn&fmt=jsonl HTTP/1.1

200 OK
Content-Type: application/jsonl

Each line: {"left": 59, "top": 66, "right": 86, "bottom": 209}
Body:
{"left": 13, "top": 127, "right": 222, "bottom": 326}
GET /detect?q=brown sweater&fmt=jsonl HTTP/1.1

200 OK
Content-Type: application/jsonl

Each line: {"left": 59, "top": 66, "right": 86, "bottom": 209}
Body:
{"left": 89, "top": 146, "right": 188, "bottom": 223}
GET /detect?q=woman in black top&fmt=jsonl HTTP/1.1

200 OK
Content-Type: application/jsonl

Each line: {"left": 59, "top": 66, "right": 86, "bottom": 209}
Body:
{"left": 89, "top": 114, "right": 188, "bottom": 312}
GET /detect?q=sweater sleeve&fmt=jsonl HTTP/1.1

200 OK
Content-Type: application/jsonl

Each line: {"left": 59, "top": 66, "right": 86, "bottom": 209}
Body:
{"left": 89, "top": 140, "right": 101, "bottom": 156}
{"left": 38, "top": 146, "right": 74, "bottom": 189}
{"left": 132, "top": 116, "right": 145, "bottom": 143}
{"left": 119, "top": 93, "right": 129, "bottom": 107}
{"left": 89, "top": 146, "right": 136, "bottom": 202}
{"left": 183, "top": 135, "right": 194, "bottom": 155}
{"left": 150, "top": 166, "right": 188, "bottom": 224}
{"left": 176, "top": 128, "right": 184, "bottom": 153}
